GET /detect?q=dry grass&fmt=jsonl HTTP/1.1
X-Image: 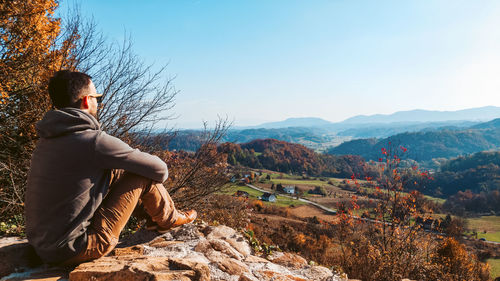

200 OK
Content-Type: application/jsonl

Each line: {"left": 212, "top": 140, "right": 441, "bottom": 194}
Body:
{"left": 288, "top": 205, "right": 338, "bottom": 223}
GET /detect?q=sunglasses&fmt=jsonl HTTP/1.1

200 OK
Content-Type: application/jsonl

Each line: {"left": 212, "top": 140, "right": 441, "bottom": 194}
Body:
{"left": 95, "top": 96, "right": 103, "bottom": 104}
{"left": 85, "top": 95, "right": 103, "bottom": 105}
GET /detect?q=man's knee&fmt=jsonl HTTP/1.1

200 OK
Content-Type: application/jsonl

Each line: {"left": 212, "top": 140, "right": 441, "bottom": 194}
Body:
{"left": 109, "top": 169, "right": 125, "bottom": 185}
{"left": 110, "top": 171, "right": 154, "bottom": 192}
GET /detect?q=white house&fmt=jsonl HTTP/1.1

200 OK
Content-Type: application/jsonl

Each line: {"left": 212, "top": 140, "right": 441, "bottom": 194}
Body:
{"left": 283, "top": 185, "right": 295, "bottom": 194}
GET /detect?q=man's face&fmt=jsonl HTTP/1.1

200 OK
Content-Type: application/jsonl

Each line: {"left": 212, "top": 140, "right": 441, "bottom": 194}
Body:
{"left": 81, "top": 80, "right": 99, "bottom": 118}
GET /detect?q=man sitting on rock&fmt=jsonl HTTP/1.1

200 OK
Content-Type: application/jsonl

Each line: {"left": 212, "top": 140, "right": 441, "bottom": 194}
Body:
{"left": 25, "top": 70, "right": 196, "bottom": 265}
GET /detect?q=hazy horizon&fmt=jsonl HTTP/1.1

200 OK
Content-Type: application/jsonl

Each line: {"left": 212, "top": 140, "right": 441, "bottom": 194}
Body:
{"left": 184, "top": 105, "right": 500, "bottom": 130}
{"left": 64, "top": 1, "right": 500, "bottom": 129}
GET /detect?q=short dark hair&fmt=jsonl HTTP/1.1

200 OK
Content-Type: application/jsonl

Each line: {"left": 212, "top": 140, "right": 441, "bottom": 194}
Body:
{"left": 48, "top": 70, "right": 92, "bottom": 108}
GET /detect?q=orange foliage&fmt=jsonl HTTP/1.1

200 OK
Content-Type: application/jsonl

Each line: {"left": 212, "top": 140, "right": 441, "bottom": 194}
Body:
{"left": 0, "top": 0, "right": 80, "bottom": 218}
{"left": 430, "top": 238, "right": 490, "bottom": 281}
{"left": 219, "top": 139, "right": 369, "bottom": 178}
{"left": 250, "top": 200, "right": 263, "bottom": 212}
{"left": 0, "top": 0, "right": 73, "bottom": 105}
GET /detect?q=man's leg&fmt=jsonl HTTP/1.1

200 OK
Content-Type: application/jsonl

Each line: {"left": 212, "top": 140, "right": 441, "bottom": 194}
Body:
{"left": 62, "top": 172, "right": 195, "bottom": 265}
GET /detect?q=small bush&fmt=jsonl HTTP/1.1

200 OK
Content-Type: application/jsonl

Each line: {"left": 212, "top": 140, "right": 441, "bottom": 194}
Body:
{"left": 0, "top": 214, "right": 25, "bottom": 237}
{"left": 198, "top": 194, "right": 250, "bottom": 229}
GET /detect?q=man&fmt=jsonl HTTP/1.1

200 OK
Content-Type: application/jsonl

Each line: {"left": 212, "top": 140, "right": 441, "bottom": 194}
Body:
{"left": 25, "top": 70, "right": 196, "bottom": 265}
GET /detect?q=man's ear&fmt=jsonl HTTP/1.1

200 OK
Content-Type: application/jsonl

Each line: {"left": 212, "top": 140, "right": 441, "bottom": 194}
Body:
{"left": 80, "top": 96, "right": 90, "bottom": 109}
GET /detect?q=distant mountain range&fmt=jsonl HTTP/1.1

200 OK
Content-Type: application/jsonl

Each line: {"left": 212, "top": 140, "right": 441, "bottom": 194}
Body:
{"left": 251, "top": 117, "right": 333, "bottom": 129}
{"left": 163, "top": 106, "right": 500, "bottom": 158}
{"left": 341, "top": 106, "right": 500, "bottom": 124}
{"left": 328, "top": 118, "right": 500, "bottom": 164}
{"left": 471, "top": 117, "right": 500, "bottom": 129}
{"left": 252, "top": 106, "right": 500, "bottom": 128}
{"left": 335, "top": 120, "right": 479, "bottom": 138}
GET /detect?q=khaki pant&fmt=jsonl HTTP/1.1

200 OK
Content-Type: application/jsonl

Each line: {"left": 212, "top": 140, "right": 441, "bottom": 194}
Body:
{"left": 62, "top": 170, "right": 179, "bottom": 265}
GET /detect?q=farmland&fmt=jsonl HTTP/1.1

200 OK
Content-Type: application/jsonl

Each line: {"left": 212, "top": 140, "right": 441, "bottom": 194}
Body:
{"left": 467, "top": 216, "right": 500, "bottom": 242}
{"left": 222, "top": 184, "right": 307, "bottom": 207}
{"left": 229, "top": 170, "right": 500, "bottom": 278}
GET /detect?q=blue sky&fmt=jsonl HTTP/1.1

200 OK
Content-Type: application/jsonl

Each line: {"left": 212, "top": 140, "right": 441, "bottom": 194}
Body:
{"left": 61, "top": 0, "right": 500, "bottom": 128}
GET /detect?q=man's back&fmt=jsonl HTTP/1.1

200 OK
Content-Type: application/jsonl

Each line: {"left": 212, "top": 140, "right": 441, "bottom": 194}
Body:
{"left": 26, "top": 108, "right": 110, "bottom": 263}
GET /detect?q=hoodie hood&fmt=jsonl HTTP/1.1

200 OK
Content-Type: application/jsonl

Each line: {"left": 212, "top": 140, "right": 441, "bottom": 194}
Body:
{"left": 36, "top": 108, "right": 100, "bottom": 138}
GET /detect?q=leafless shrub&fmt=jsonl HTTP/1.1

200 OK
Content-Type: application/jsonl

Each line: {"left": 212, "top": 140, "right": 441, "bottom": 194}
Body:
{"left": 58, "top": 8, "right": 178, "bottom": 142}
{"left": 197, "top": 194, "right": 250, "bottom": 229}
{"left": 160, "top": 118, "right": 232, "bottom": 209}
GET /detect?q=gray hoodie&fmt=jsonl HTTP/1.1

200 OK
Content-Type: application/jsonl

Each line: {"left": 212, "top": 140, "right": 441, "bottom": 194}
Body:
{"left": 25, "top": 108, "right": 168, "bottom": 263}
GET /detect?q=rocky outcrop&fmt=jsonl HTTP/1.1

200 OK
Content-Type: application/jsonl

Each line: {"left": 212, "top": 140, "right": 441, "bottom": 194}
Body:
{"left": 0, "top": 223, "right": 346, "bottom": 281}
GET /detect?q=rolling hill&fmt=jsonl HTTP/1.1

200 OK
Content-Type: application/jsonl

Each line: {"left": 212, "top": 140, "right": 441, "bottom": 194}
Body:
{"left": 252, "top": 117, "right": 334, "bottom": 129}
{"left": 340, "top": 106, "right": 500, "bottom": 124}
{"left": 328, "top": 122, "right": 500, "bottom": 162}
{"left": 161, "top": 109, "right": 500, "bottom": 154}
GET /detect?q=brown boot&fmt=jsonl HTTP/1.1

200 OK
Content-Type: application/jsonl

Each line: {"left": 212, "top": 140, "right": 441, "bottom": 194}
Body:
{"left": 154, "top": 210, "right": 197, "bottom": 233}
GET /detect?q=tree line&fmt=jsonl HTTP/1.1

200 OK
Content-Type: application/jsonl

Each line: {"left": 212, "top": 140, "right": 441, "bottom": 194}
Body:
{"left": 218, "top": 139, "right": 371, "bottom": 178}
{"left": 397, "top": 151, "right": 500, "bottom": 215}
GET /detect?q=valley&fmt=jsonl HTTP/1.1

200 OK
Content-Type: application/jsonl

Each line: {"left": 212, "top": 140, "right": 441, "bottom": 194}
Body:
{"left": 223, "top": 169, "right": 500, "bottom": 279}
{"left": 131, "top": 106, "right": 500, "bottom": 278}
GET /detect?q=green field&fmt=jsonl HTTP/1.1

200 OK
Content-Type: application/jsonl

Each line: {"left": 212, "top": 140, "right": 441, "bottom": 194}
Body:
{"left": 260, "top": 172, "right": 363, "bottom": 186}
{"left": 273, "top": 196, "right": 307, "bottom": 207}
{"left": 261, "top": 172, "right": 300, "bottom": 180}
{"left": 359, "top": 185, "right": 445, "bottom": 205}
{"left": 223, "top": 184, "right": 262, "bottom": 197}
{"left": 467, "top": 216, "right": 500, "bottom": 242}
{"left": 487, "top": 259, "right": 500, "bottom": 279}
{"left": 478, "top": 231, "right": 500, "bottom": 242}
{"left": 270, "top": 178, "right": 333, "bottom": 187}
{"left": 223, "top": 184, "right": 306, "bottom": 207}
{"left": 268, "top": 177, "right": 350, "bottom": 187}
{"left": 424, "top": 195, "right": 446, "bottom": 204}
{"left": 259, "top": 171, "right": 446, "bottom": 203}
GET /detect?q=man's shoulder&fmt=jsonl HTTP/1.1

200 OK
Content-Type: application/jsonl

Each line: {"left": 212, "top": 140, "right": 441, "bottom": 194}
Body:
{"left": 95, "top": 131, "right": 125, "bottom": 144}
{"left": 94, "top": 131, "right": 132, "bottom": 153}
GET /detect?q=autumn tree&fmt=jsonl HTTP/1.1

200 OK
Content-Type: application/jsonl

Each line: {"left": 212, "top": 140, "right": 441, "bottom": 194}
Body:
{"left": 0, "top": 0, "right": 75, "bottom": 218}
{"left": 1, "top": 0, "right": 62, "bottom": 104}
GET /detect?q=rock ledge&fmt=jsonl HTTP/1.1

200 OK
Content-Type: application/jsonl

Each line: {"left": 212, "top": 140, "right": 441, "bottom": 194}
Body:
{"left": 0, "top": 223, "right": 346, "bottom": 281}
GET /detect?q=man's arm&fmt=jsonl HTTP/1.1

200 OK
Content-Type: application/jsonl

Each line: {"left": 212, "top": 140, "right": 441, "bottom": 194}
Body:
{"left": 94, "top": 131, "right": 168, "bottom": 182}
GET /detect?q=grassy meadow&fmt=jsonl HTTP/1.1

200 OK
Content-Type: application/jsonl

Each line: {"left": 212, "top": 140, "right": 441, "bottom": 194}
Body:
{"left": 488, "top": 258, "right": 500, "bottom": 279}
{"left": 467, "top": 216, "right": 500, "bottom": 242}
{"left": 222, "top": 184, "right": 306, "bottom": 207}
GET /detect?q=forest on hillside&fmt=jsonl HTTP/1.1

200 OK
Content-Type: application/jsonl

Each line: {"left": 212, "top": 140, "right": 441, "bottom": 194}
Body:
{"left": 218, "top": 139, "right": 371, "bottom": 178}
{"left": 410, "top": 151, "right": 500, "bottom": 197}
{"left": 328, "top": 126, "right": 500, "bottom": 162}
{"left": 218, "top": 138, "right": 500, "bottom": 216}
{"left": 430, "top": 152, "right": 500, "bottom": 215}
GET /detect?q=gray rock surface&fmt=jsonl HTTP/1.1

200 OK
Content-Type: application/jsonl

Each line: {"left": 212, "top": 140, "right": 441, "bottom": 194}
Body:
{"left": 0, "top": 223, "right": 347, "bottom": 281}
